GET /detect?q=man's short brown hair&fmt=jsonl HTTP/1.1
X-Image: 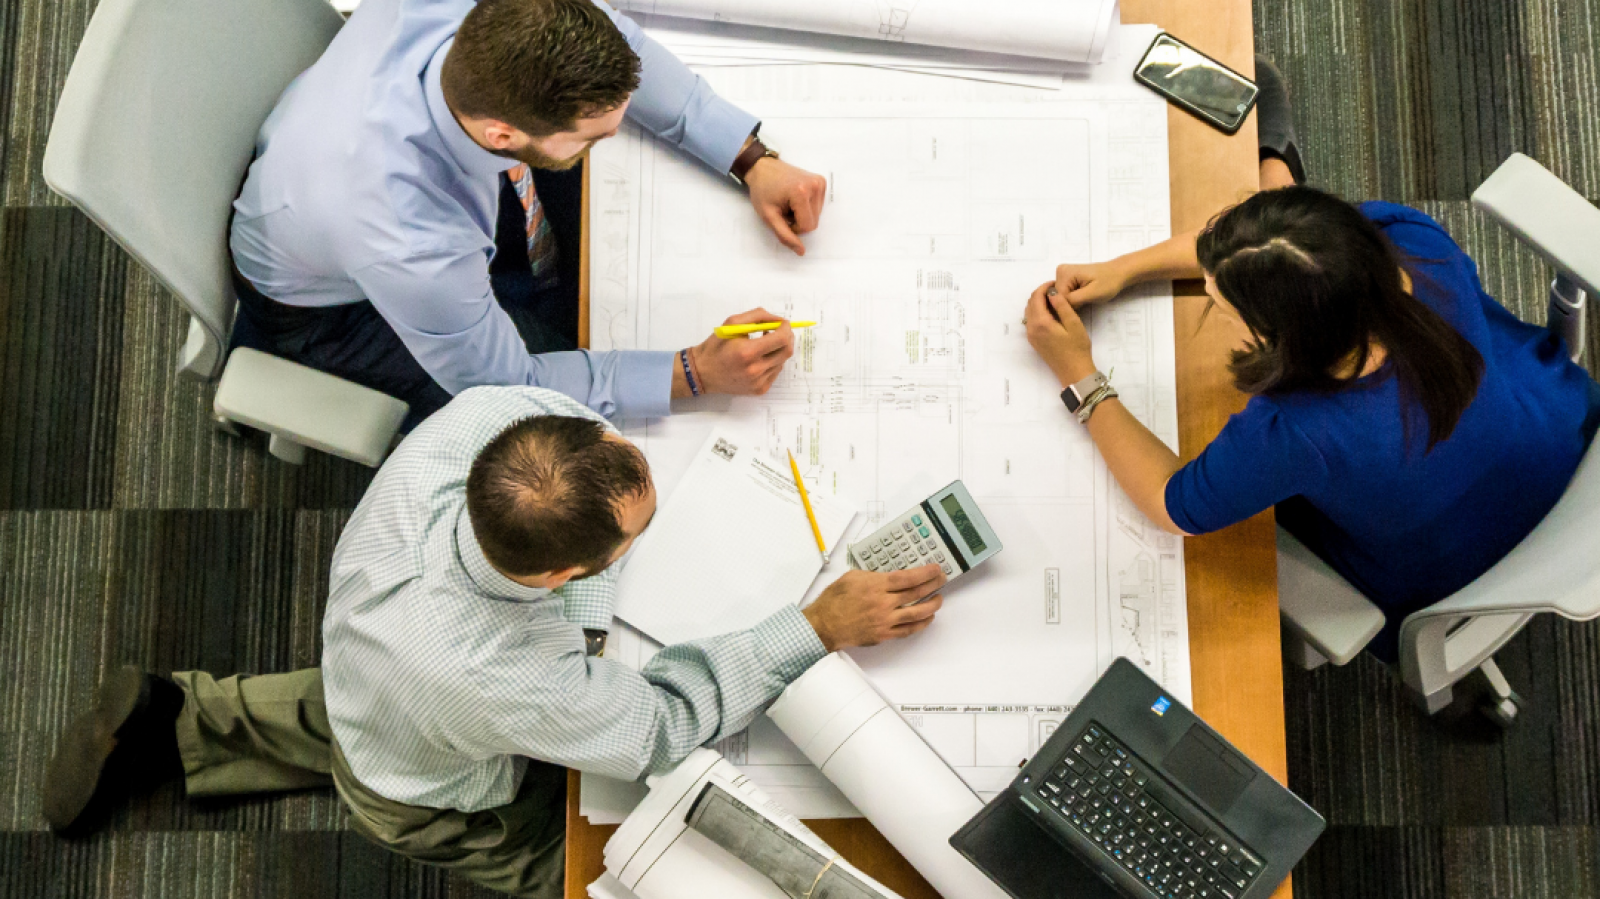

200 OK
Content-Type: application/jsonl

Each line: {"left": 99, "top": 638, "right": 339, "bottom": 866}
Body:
{"left": 466, "top": 415, "right": 650, "bottom": 577}
{"left": 441, "top": 0, "right": 641, "bottom": 136}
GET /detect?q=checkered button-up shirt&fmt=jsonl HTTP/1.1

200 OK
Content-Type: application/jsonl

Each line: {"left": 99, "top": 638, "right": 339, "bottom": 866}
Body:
{"left": 321, "top": 386, "right": 826, "bottom": 812}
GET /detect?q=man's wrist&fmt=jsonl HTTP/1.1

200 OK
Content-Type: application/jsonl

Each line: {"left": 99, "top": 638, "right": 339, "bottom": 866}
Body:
{"left": 730, "top": 134, "right": 778, "bottom": 186}
{"left": 801, "top": 605, "right": 839, "bottom": 653}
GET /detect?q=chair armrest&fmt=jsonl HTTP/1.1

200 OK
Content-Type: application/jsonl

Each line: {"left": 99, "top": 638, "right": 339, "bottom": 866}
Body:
{"left": 214, "top": 348, "right": 408, "bottom": 468}
{"left": 1276, "top": 527, "right": 1386, "bottom": 666}
{"left": 1471, "top": 153, "right": 1600, "bottom": 297}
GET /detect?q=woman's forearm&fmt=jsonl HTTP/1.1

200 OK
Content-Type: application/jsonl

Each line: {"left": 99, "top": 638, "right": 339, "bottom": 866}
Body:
{"left": 1113, "top": 228, "right": 1204, "bottom": 285}
{"left": 1082, "top": 399, "right": 1190, "bottom": 535}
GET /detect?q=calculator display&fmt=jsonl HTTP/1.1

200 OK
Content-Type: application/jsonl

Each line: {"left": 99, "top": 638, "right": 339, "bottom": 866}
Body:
{"left": 940, "top": 494, "right": 988, "bottom": 554}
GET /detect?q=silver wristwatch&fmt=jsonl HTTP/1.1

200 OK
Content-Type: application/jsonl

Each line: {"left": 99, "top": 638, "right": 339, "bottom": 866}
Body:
{"left": 1061, "top": 371, "right": 1109, "bottom": 413}
{"left": 1060, "top": 371, "right": 1118, "bottom": 423}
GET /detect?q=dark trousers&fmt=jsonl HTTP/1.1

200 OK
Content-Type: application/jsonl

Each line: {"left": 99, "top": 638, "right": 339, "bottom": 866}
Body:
{"left": 230, "top": 164, "right": 584, "bottom": 430}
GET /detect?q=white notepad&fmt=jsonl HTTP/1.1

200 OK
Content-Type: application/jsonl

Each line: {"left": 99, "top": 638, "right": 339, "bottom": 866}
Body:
{"left": 614, "top": 431, "right": 855, "bottom": 647}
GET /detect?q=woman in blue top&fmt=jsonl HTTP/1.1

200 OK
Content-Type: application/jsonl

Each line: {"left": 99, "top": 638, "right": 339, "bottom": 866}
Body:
{"left": 1023, "top": 184, "right": 1600, "bottom": 661}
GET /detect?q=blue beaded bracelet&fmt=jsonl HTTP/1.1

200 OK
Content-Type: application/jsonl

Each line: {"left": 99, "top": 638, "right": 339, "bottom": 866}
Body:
{"left": 680, "top": 348, "right": 701, "bottom": 397}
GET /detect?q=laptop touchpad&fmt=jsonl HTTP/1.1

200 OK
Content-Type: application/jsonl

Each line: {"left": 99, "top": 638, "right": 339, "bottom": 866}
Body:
{"left": 958, "top": 799, "right": 1122, "bottom": 899}
{"left": 1162, "top": 724, "right": 1256, "bottom": 815}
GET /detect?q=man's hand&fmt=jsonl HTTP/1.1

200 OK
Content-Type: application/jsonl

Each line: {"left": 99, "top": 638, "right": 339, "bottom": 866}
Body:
{"left": 1024, "top": 281, "right": 1098, "bottom": 388}
{"left": 744, "top": 157, "right": 827, "bottom": 256}
{"left": 688, "top": 308, "right": 795, "bottom": 396}
{"left": 802, "top": 565, "right": 947, "bottom": 652}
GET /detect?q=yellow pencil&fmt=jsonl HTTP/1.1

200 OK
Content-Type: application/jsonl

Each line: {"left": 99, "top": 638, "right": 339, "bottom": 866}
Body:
{"left": 715, "top": 320, "right": 817, "bottom": 339}
{"left": 786, "top": 450, "right": 829, "bottom": 565}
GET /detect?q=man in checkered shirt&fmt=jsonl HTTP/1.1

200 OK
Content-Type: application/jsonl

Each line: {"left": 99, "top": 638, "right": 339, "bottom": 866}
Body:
{"left": 43, "top": 386, "right": 946, "bottom": 897}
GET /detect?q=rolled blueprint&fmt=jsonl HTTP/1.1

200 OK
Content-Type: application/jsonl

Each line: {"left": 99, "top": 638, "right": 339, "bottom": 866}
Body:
{"left": 601, "top": 748, "right": 901, "bottom": 899}
{"left": 611, "top": 0, "right": 1121, "bottom": 65}
{"left": 766, "top": 654, "right": 1010, "bottom": 899}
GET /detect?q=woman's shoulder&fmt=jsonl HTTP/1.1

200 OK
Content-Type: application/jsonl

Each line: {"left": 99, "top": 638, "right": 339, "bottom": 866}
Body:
{"left": 1357, "top": 201, "right": 1463, "bottom": 257}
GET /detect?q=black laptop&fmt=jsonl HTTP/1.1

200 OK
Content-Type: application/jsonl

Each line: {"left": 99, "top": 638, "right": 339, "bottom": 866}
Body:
{"left": 950, "top": 658, "right": 1323, "bottom": 899}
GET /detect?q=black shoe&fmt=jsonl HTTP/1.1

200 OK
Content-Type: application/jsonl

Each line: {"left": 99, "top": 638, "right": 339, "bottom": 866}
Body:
{"left": 1254, "top": 56, "right": 1306, "bottom": 185}
{"left": 43, "top": 666, "right": 185, "bottom": 834}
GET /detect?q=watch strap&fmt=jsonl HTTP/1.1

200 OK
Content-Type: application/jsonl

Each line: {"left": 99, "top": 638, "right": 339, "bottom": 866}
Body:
{"left": 1060, "top": 371, "right": 1109, "bottom": 412}
{"left": 731, "top": 135, "right": 776, "bottom": 186}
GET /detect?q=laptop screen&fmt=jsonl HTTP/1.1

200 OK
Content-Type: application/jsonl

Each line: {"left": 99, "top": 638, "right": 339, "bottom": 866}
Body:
{"left": 953, "top": 795, "right": 1126, "bottom": 899}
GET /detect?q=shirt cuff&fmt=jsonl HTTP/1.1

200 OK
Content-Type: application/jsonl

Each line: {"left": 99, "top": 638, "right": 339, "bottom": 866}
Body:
{"left": 683, "top": 99, "right": 760, "bottom": 177}
{"left": 749, "top": 605, "right": 828, "bottom": 683}
{"left": 614, "top": 350, "right": 676, "bottom": 421}
{"left": 1163, "top": 469, "right": 1207, "bottom": 537}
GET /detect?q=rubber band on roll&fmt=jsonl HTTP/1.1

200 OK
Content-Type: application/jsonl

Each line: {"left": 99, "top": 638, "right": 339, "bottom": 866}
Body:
{"left": 801, "top": 855, "right": 839, "bottom": 899}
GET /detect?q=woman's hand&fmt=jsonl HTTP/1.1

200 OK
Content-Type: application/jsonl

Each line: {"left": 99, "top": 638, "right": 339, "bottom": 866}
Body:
{"left": 1053, "top": 260, "right": 1132, "bottom": 308}
{"left": 1025, "top": 282, "right": 1099, "bottom": 387}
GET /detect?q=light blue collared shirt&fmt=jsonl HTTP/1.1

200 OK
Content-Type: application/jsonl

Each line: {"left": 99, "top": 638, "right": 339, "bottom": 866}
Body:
{"left": 230, "top": 0, "right": 759, "bottom": 420}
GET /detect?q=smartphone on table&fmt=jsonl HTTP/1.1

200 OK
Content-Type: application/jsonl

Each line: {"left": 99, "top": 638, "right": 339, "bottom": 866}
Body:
{"left": 1133, "top": 32, "right": 1259, "bottom": 135}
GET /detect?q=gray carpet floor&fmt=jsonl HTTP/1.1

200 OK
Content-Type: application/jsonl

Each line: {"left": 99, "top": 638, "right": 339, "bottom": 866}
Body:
{"left": 3, "top": 0, "right": 1599, "bottom": 896}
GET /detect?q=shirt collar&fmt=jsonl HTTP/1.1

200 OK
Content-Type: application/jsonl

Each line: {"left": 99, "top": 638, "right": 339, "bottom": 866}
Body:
{"left": 424, "top": 38, "right": 518, "bottom": 182}
{"left": 455, "top": 506, "right": 553, "bottom": 604}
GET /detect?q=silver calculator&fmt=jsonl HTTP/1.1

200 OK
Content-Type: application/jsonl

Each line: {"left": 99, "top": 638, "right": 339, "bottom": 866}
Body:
{"left": 848, "top": 481, "right": 1002, "bottom": 580}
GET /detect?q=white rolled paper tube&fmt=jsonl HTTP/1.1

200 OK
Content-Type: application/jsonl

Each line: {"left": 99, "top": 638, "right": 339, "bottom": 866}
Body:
{"left": 603, "top": 749, "right": 791, "bottom": 899}
{"left": 767, "top": 654, "right": 1010, "bottom": 899}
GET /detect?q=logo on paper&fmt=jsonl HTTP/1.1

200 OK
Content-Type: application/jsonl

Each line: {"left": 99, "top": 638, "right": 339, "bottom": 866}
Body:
{"left": 712, "top": 438, "right": 737, "bottom": 461}
{"left": 1151, "top": 697, "right": 1172, "bottom": 716}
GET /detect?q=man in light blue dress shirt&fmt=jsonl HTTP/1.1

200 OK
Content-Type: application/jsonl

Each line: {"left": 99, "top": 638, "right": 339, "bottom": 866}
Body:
{"left": 230, "top": 0, "right": 829, "bottom": 426}
{"left": 44, "top": 387, "right": 946, "bottom": 896}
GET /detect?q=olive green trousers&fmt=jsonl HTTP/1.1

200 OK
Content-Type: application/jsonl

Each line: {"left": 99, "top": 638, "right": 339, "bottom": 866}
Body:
{"left": 171, "top": 669, "right": 566, "bottom": 898}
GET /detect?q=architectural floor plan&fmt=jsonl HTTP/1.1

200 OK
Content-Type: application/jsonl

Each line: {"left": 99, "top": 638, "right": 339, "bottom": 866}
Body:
{"left": 583, "top": 33, "right": 1190, "bottom": 819}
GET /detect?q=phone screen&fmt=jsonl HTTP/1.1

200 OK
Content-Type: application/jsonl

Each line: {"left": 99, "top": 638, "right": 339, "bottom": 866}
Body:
{"left": 1135, "top": 34, "right": 1257, "bottom": 132}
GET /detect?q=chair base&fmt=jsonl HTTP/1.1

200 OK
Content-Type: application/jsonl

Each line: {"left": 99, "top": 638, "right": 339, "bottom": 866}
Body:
{"left": 1476, "top": 658, "right": 1521, "bottom": 728}
{"left": 1407, "top": 657, "right": 1522, "bottom": 726}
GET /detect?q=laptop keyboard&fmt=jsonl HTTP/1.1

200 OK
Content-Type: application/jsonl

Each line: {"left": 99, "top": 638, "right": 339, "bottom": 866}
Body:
{"left": 1033, "top": 722, "right": 1265, "bottom": 899}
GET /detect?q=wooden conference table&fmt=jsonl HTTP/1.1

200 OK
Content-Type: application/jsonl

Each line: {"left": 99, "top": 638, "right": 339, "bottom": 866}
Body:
{"left": 565, "top": 2, "right": 1287, "bottom": 896}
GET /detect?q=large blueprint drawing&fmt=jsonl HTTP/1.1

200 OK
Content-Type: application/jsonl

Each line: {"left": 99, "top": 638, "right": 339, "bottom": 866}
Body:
{"left": 610, "top": 0, "right": 1120, "bottom": 64}
{"left": 583, "top": 28, "right": 1190, "bottom": 820}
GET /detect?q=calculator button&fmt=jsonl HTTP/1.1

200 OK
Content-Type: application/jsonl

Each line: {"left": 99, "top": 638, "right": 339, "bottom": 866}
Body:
{"left": 924, "top": 540, "right": 936, "bottom": 551}
{"left": 902, "top": 522, "right": 914, "bottom": 532}
{"left": 917, "top": 544, "right": 929, "bottom": 556}
{"left": 942, "top": 564, "right": 953, "bottom": 574}
{"left": 934, "top": 551, "right": 946, "bottom": 562}
{"left": 917, "top": 526, "right": 930, "bottom": 538}
{"left": 911, "top": 514, "right": 923, "bottom": 525}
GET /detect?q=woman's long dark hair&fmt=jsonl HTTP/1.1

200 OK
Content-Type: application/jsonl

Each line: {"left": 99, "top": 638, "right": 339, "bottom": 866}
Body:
{"left": 1195, "top": 186, "right": 1484, "bottom": 450}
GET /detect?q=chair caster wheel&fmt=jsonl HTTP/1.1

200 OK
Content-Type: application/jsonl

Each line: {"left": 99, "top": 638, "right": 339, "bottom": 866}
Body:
{"left": 1479, "top": 690, "right": 1522, "bottom": 728}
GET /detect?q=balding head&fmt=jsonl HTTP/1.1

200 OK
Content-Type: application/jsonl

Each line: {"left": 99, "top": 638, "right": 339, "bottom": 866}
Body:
{"left": 466, "top": 416, "right": 651, "bottom": 578}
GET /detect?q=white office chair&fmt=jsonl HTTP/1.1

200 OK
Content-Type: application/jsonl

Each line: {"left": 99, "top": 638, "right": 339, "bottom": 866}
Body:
{"left": 1278, "top": 153, "right": 1600, "bottom": 726}
{"left": 43, "top": 0, "right": 407, "bottom": 467}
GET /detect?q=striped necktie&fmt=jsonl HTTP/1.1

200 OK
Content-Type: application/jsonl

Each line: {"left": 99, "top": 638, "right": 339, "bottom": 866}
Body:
{"left": 505, "top": 164, "right": 560, "bottom": 287}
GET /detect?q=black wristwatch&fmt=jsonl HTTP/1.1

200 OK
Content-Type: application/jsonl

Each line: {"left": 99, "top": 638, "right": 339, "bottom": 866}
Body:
{"left": 583, "top": 628, "right": 608, "bottom": 657}
{"left": 1060, "top": 371, "right": 1110, "bottom": 413}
